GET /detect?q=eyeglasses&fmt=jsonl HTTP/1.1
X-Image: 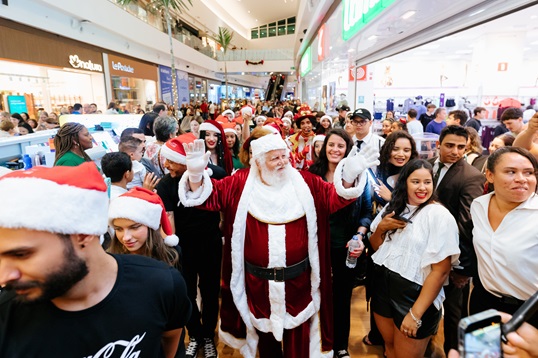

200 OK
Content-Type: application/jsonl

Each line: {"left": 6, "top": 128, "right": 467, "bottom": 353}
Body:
{"left": 351, "top": 119, "right": 369, "bottom": 126}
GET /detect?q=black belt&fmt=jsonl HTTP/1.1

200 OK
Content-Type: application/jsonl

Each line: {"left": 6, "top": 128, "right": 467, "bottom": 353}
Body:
{"left": 245, "top": 257, "right": 309, "bottom": 282}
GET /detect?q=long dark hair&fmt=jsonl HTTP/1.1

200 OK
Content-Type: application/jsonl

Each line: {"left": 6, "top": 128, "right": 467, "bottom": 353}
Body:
{"left": 309, "top": 129, "right": 353, "bottom": 177}
{"left": 377, "top": 131, "right": 418, "bottom": 180}
{"left": 382, "top": 159, "right": 436, "bottom": 239}
{"left": 201, "top": 130, "right": 230, "bottom": 175}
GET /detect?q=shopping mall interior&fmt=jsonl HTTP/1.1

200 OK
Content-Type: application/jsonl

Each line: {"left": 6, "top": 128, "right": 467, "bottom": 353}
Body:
{"left": 1, "top": 1, "right": 538, "bottom": 357}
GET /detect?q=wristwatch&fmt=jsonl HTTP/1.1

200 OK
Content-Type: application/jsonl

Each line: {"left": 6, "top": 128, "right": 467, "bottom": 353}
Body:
{"left": 356, "top": 232, "right": 366, "bottom": 239}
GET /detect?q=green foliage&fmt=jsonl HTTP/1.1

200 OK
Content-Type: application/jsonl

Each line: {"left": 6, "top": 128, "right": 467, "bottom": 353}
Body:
{"left": 216, "top": 27, "right": 234, "bottom": 54}
{"left": 116, "top": 0, "right": 192, "bottom": 13}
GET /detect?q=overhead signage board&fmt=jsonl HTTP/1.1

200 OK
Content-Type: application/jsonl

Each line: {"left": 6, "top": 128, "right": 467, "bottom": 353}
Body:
{"left": 300, "top": 46, "right": 312, "bottom": 78}
{"left": 342, "top": 0, "right": 396, "bottom": 41}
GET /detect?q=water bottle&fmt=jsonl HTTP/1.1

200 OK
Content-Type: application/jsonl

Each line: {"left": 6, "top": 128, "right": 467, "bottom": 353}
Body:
{"left": 23, "top": 154, "right": 33, "bottom": 170}
{"left": 346, "top": 235, "right": 363, "bottom": 268}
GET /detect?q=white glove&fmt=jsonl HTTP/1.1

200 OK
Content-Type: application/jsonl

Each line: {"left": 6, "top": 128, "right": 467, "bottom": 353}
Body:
{"left": 342, "top": 144, "right": 380, "bottom": 183}
{"left": 183, "top": 139, "right": 210, "bottom": 183}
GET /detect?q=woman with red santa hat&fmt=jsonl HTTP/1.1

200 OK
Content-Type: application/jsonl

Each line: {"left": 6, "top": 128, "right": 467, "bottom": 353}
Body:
{"left": 199, "top": 120, "right": 233, "bottom": 176}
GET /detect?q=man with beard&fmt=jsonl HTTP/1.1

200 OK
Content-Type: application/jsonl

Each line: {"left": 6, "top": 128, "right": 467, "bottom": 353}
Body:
{"left": 178, "top": 134, "right": 379, "bottom": 358}
{"left": 0, "top": 163, "right": 191, "bottom": 357}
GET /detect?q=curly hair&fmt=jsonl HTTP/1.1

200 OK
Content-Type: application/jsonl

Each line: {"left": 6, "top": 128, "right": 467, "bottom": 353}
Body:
{"left": 309, "top": 129, "right": 353, "bottom": 177}
{"left": 238, "top": 127, "right": 272, "bottom": 167}
{"left": 382, "top": 159, "right": 436, "bottom": 240}
{"left": 377, "top": 131, "right": 418, "bottom": 180}
{"left": 53, "top": 122, "right": 92, "bottom": 164}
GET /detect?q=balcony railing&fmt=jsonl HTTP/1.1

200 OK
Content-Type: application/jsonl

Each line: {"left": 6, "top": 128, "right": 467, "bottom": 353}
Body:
{"left": 109, "top": 0, "right": 294, "bottom": 62}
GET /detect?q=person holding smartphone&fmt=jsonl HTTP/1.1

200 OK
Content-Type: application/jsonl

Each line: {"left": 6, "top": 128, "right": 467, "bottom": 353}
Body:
{"left": 470, "top": 146, "right": 538, "bottom": 328}
{"left": 369, "top": 159, "right": 460, "bottom": 358}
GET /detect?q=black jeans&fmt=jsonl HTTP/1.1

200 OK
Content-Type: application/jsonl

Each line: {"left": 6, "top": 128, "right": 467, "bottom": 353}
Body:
{"left": 331, "top": 246, "right": 355, "bottom": 350}
{"left": 182, "top": 233, "right": 223, "bottom": 340}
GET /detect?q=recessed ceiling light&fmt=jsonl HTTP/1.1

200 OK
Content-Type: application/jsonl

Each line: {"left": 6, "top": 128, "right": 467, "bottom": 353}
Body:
{"left": 255, "top": 19, "right": 258, "bottom": 22}
{"left": 348, "top": 48, "right": 355, "bottom": 52}
{"left": 248, "top": 11, "right": 251, "bottom": 13}
{"left": 329, "top": 46, "right": 333, "bottom": 50}
{"left": 367, "top": 35, "right": 377, "bottom": 41}
{"left": 401, "top": 11, "right": 416, "bottom": 20}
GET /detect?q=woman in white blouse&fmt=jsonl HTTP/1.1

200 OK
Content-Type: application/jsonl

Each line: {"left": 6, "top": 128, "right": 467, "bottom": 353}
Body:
{"left": 370, "top": 159, "right": 460, "bottom": 358}
{"left": 470, "top": 146, "right": 538, "bottom": 328}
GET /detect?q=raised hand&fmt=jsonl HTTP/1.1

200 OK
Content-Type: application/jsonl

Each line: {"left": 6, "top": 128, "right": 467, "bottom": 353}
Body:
{"left": 183, "top": 139, "right": 210, "bottom": 183}
{"left": 342, "top": 144, "right": 380, "bottom": 183}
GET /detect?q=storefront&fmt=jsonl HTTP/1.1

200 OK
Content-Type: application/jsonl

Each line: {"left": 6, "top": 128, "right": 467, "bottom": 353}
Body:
{"left": 299, "top": 0, "right": 537, "bottom": 118}
{"left": 0, "top": 19, "right": 106, "bottom": 118}
{"left": 107, "top": 54, "right": 158, "bottom": 113}
{"left": 188, "top": 76, "right": 208, "bottom": 103}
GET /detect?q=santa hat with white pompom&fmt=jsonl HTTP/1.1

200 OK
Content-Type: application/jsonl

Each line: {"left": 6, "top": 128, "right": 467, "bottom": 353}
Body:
{"left": 108, "top": 187, "right": 179, "bottom": 247}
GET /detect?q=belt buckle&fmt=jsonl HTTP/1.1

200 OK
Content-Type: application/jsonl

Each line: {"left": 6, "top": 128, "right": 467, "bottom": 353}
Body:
{"left": 273, "top": 267, "right": 285, "bottom": 282}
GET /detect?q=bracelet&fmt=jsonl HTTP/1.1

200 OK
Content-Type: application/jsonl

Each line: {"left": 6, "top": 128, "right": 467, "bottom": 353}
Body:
{"left": 409, "top": 308, "right": 422, "bottom": 328}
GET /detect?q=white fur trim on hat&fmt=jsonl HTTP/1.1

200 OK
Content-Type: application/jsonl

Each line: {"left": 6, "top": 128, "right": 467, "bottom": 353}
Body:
{"left": 222, "top": 109, "right": 234, "bottom": 117}
{"left": 160, "top": 143, "right": 186, "bottom": 164}
{"left": 224, "top": 127, "right": 237, "bottom": 135}
{"left": 281, "top": 117, "right": 292, "bottom": 125}
{"left": 164, "top": 234, "right": 179, "bottom": 247}
{"left": 319, "top": 115, "right": 333, "bottom": 125}
{"left": 0, "top": 177, "right": 108, "bottom": 235}
{"left": 108, "top": 196, "right": 162, "bottom": 230}
{"left": 283, "top": 111, "right": 293, "bottom": 118}
{"left": 200, "top": 122, "right": 221, "bottom": 134}
{"left": 250, "top": 133, "right": 288, "bottom": 158}
{"left": 313, "top": 135, "right": 326, "bottom": 144}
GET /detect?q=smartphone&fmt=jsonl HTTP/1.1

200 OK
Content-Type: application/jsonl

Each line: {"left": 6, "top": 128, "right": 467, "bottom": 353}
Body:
{"left": 459, "top": 309, "right": 502, "bottom": 358}
{"left": 393, "top": 215, "right": 412, "bottom": 224}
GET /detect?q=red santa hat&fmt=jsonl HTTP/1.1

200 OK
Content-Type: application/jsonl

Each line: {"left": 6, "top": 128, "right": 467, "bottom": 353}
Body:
{"left": 222, "top": 109, "right": 235, "bottom": 119}
{"left": 0, "top": 162, "right": 108, "bottom": 235}
{"left": 222, "top": 122, "right": 237, "bottom": 135}
{"left": 240, "top": 106, "right": 253, "bottom": 116}
{"left": 108, "top": 187, "right": 179, "bottom": 247}
{"left": 199, "top": 121, "right": 222, "bottom": 134}
{"left": 160, "top": 137, "right": 188, "bottom": 164}
{"left": 263, "top": 122, "right": 281, "bottom": 135}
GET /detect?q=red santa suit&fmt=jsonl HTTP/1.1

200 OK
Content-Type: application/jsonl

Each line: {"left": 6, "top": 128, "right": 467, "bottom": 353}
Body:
{"left": 178, "top": 159, "right": 366, "bottom": 358}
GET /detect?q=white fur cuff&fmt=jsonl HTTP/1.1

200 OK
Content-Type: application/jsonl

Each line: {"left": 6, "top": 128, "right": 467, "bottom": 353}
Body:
{"left": 178, "top": 170, "right": 213, "bottom": 207}
{"left": 334, "top": 159, "right": 366, "bottom": 200}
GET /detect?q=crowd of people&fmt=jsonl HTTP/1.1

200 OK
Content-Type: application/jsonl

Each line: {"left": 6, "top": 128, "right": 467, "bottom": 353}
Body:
{"left": 0, "top": 97, "right": 537, "bottom": 358}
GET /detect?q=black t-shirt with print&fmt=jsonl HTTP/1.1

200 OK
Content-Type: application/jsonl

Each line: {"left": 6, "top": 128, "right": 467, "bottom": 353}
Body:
{"left": 0, "top": 254, "right": 191, "bottom": 358}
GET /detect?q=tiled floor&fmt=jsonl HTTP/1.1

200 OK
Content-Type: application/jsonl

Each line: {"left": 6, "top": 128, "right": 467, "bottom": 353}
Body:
{"left": 215, "top": 286, "right": 385, "bottom": 357}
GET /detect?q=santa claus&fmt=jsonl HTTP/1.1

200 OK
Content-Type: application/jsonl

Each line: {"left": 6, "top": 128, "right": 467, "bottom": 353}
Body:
{"left": 178, "top": 134, "right": 379, "bottom": 358}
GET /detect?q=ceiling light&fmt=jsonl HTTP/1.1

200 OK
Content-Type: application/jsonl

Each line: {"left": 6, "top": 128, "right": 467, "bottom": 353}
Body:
{"left": 401, "top": 11, "right": 416, "bottom": 20}
{"left": 241, "top": 72, "right": 245, "bottom": 75}
{"left": 255, "top": 19, "right": 258, "bottom": 22}
{"left": 348, "top": 48, "right": 355, "bottom": 52}
{"left": 367, "top": 35, "right": 377, "bottom": 41}
{"left": 469, "top": 9, "right": 485, "bottom": 17}
{"left": 531, "top": 15, "right": 538, "bottom": 19}
{"left": 329, "top": 46, "right": 333, "bottom": 50}
{"left": 248, "top": 11, "right": 250, "bottom": 13}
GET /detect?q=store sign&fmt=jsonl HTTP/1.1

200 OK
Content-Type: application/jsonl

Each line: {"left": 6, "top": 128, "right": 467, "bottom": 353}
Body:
{"left": 300, "top": 46, "right": 312, "bottom": 78}
{"left": 111, "top": 61, "right": 135, "bottom": 74}
{"left": 342, "top": 0, "right": 396, "bottom": 41}
{"left": 69, "top": 54, "right": 103, "bottom": 72}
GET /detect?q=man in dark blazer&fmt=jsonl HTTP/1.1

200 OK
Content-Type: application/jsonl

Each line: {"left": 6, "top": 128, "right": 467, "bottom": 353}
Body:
{"left": 428, "top": 125, "right": 485, "bottom": 354}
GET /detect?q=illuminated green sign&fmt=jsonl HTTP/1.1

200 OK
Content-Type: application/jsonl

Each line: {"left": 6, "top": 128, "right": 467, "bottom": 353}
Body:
{"left": 342, "top": 0, "right": 396, "bottom": 41}
{"left": 300, "top": 46, "right": 312, "bottom": 77}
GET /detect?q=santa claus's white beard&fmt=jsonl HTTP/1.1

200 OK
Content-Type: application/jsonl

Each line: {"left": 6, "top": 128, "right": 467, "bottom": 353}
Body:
{"left": 259, "top": 163, "right": 292, "bottom": 187}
